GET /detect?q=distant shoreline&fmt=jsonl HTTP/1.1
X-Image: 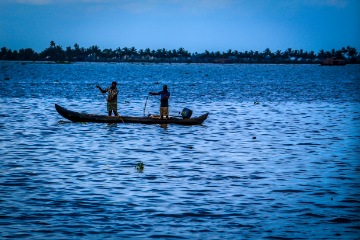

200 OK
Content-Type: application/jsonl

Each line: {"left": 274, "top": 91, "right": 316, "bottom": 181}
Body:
{"left": 1, "top": 42, "right": 359, "bottom": 64}
{"left": 1, "top": 60, "right": 358, "bottom": 65}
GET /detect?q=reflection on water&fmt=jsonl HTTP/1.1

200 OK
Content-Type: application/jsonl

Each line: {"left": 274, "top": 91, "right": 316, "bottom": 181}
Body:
{"left": 0, "top": 62, "right": 359, "bottom": 239}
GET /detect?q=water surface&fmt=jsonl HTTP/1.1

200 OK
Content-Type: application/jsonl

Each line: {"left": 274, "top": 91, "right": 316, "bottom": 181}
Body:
{"left": 1, "top": 62, "right": 359, "bottom": 239}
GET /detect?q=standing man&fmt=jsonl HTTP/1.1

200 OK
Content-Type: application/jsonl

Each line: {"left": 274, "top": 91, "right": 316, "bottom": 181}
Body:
{"left": 96, "top": 81, "right": 119, "bottom": 116}
{"left": 149, "top": 85, "right": 170, "bottom": 119}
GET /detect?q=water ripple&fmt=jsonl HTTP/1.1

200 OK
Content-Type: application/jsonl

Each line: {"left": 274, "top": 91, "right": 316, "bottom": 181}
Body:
{"left": 0, "top": 63, "right": 359, "bottom": 239}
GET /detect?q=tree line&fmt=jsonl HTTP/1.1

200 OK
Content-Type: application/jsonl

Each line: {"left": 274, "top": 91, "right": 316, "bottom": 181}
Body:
{"left": 0, "top": 41, "right": 359, "bottom": 64}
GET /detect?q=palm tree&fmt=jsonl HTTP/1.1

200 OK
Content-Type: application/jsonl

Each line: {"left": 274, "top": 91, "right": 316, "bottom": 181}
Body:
{"left": 233, "top": 50, "right": 239, "bottom": 57}
{"left": 274, "top": 50, "right": 281, "bottom": 59}
{"left": 298, "top": 49, "right": 304, "bottom": 60}
{"left": 18, "top": 48, "right": 37, "bottom": 60}
{"left": 331, "top": 49, "right": 336, "bottom": 57}
{"left": 89, "top": 45, "right": 101, "bottom": 57}
{"left": 0, "top": 47, "right": 9, "bottom": 59}
{"left": 308, "top": 51, "right": 316, "bottom": 62}
{"left": 341, "top": 47, "right": 348, "bottom": 58}
{"left": 177, "top": 47, "right": 184, "bottom": 56}
{"left": 161, "top": 48, "right": 167, "bottom": 57}
{"left": 284, "top": 48, "right": 292, "bottom": 60}
{"left": 55, "top": 45, "right": 66, "bottom": 61}
{"left": 114, "top": 47, "right": 122, "bottom": 60}
{"left": 263, "top": 48, "right": 272, "bottom": 61}
{"left": 86, "top": 45, "right": 101, "bottom": 61}
{"left": 335, "top": 50, "right": 344, "bottom": 59}
{"left": 226, "top": 49, "right": 233, "bottom": 57}
{"left": 50, "top": 41, "right": 56, "bottom": 48}
{"left": 65, "top": 46, "right": 73, "bottom": 61}
{"left": 130, "top": 47, "right": 137, "bottom": 57}
{"left": 144, "top": 48, "right": 151, "bottom": 57}
{"left": 215, "top": 51, "right": 221, "bottom": 58}
{"left": 203, "top": 50, "right": 210, "bottom": 57}
{"left": 121, "top": 47, "right": 130, "bottom": 60}
{"left": 71, "top": 43, "right": 83, "bottom": 61}
{"left": 102, "top": 48, "right": 113, "bottom": 60}
{"left": 171, "top": 49, "right": 177, "bottom": 58}
{"left": 318, "top": 49, "right": 325, "bottom": 59}
{"left": 263, "top": 48, "right": 271, "bottom": 55}
{"left": 347, "top": 46, "right": 358, "bottom": 62}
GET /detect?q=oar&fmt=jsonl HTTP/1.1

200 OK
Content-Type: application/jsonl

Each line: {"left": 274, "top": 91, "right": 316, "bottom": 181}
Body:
{"left": 97, "top": 85, "right": 124, "bottom": 123}
{"left": 143, "top": 94, "right": 149, "bottom": 116}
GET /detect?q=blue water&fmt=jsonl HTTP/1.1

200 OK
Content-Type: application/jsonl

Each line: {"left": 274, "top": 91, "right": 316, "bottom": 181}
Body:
{"left": 1, "top": 61, "right": 360, "bottom": 239}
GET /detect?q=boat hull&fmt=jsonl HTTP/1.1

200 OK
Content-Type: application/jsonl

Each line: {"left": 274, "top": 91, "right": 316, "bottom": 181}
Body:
{"left": 55, "top": 104, "right": 208, "bottom": 125}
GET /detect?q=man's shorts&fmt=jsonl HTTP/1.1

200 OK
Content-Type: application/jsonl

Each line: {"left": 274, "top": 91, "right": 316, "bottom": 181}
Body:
{"left": 160, "top": 107, "right": 169, "bottom": 117}
{"left": 107, "top": 102, "right": 117, "bottom": 112}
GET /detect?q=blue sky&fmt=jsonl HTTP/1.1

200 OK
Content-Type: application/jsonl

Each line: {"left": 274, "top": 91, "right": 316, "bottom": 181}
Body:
{"left": 1, "top": 0, "right": 359, "bottom": 53}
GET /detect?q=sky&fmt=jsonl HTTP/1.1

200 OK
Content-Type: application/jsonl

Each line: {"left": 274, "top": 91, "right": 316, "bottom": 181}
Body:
{"left": 0, "top": 0, "right": 359, "bottom": 54}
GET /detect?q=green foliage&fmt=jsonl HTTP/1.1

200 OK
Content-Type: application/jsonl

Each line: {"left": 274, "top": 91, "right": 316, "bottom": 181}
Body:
{"left": 1, "top": 41, "right": 359, "bottom": 63}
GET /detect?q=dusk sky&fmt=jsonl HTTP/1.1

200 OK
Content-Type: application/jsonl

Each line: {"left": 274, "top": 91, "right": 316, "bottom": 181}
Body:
{"left": 1, "top": 0, "right": 359, "bottom": 53}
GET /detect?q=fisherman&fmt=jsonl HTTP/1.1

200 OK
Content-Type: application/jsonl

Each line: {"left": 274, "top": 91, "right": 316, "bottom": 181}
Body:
{"left": 96, "top": 81, "right": 119, "bottom": 116}
{"left": 149, "top": 85, "right": 170, "bottom": 119}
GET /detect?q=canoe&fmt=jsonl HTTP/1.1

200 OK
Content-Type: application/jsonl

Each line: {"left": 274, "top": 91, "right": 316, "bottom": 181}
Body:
{"left": 55, "top": 104, "right": 209, "bottom": 125}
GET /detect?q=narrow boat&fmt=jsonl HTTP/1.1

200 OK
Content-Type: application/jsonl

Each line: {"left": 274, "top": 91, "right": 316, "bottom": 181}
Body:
{"left": 55, "top": 104, "right": 209, "bottom": 125}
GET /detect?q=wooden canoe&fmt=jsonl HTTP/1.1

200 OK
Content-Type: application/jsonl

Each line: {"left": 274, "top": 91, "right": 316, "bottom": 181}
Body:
{"left": 55, "top": 104, "right": 209, "bottom": 125}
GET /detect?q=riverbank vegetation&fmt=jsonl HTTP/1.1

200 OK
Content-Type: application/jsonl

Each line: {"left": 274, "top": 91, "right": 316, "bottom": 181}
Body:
{"left": 1, "top": 41, "right": 359, "bottom": 64}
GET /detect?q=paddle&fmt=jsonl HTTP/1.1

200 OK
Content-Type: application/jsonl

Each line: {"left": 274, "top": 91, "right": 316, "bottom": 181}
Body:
{"left": 143, "top": 94, "right": 149, "bottom": 116}
{"left": 96, "top": 85, "right": 124, "bottom": 123}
